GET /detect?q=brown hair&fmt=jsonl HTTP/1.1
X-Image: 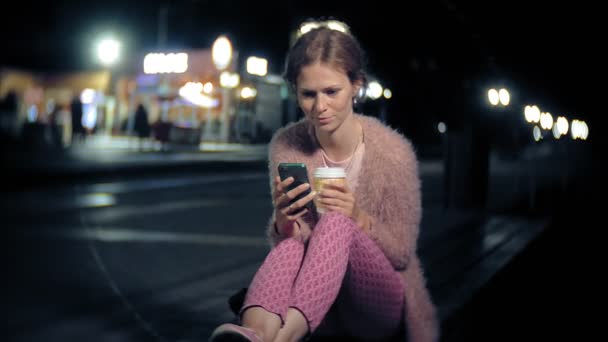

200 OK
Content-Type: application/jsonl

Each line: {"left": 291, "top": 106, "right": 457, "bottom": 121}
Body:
{"left": 283, "top": 25, "right": 367, "bottom": 90}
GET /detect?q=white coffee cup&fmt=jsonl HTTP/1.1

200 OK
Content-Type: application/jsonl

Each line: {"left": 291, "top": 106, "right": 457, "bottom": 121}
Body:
{"left": 313, "top": 167, "right": 346, "bottom": 214}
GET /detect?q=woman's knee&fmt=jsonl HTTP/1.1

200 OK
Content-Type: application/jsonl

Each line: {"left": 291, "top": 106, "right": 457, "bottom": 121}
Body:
{"left": 274, "top": 236, "right": 305, "bottom": 253}
{"left": 307, "top": 213, "right": 359, "bottom": 253}
{"left": 316, "top": 212, "right": 357, "bottom": 234}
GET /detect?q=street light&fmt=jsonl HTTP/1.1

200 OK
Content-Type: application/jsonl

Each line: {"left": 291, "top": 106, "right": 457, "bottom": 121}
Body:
{"left": 488, "top": 88, "right": 499, "bottom": 105}
{"left": 487, "top": 88, "right": 510, "bottom": 106}
{"left": 498, "top": 88, "right": 510, "bottom": 106}
{"left": 97, "top": 38, "right": 120, "bottom": 66}
{"left": 366, "top": 81, "right": 383, "bottom": 100}
{"left": 95, "top": 36, "right": 121, "bottom": 135}
{"left": 211, "top": 35, "right": 234, "bottom": 143}
{"left": 212, "top": 36, "right": 232, "bottom": 71}
{"left": 246, "top": 56, "right": 268, "bottom": 77}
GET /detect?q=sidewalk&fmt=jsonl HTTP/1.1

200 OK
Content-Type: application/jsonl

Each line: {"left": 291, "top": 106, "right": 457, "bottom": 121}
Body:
{"left": 4, "top": 134, "right": 448, "bottom": 187}
{"left": 3, "top": 135, "right": 270, "bottom": 186}
{"left": 2, "top": 133, "right": 557, "bottom": 341}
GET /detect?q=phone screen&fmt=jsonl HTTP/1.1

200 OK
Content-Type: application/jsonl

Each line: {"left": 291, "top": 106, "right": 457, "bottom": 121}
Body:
{"left": 278, "top": 163, "right": 315, "bottom": 211}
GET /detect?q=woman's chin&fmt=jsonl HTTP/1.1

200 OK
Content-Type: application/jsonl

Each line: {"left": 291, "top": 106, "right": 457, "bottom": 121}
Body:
{"left": 314, "top": 122, "right": 336, "bottom": 132}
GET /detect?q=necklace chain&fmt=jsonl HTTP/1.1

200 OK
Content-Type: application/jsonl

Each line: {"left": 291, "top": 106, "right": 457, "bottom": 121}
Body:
{"left": 321, "top": 125, "right": 363, "bottom": 173}
{"left": 344, "top": 132, "right": 362, "bottom": 172}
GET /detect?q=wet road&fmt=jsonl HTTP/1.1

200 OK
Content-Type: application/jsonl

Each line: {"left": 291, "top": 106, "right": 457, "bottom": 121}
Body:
{"left": 2, "top": 147, "right": 591, "bottom": 341}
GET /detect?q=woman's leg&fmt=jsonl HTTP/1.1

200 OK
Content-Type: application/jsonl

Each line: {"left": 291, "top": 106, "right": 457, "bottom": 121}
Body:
{"left": 271, "top": 307, "right": 309, "bottom": 342}
{"left": 240, "top": 237, "right": 305, "bottom": 341}
{"left": 277, "top": 212, "right": 405, "bottom": 341}
{"left": 338, "top": 227, "right": 405, "bottom": 340}
{"left": 275, "top": 212, "right": 357, "bottom": 341}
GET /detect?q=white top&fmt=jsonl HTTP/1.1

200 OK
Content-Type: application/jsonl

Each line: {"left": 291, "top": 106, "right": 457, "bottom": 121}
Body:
{"left": 321, "top": 141, "right": 365, "bottom": 192}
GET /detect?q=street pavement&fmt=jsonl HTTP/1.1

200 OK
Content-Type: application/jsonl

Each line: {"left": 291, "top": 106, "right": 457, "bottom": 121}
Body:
{"left": 1, "top": 134, "right": 596, "bottom": 341}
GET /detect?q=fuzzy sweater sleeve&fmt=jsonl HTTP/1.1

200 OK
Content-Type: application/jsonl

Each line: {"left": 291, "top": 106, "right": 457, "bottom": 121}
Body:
{"left": 265, "top": 129, "right": 313, "bottom": 247}
{"left": 366, "top": 138, "right": 421, "bottom": 271}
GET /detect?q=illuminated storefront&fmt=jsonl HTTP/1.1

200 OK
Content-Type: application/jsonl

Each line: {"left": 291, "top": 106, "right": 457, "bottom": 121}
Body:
{"left": 119, "top": 38, "right": 287, "bottom": 144}
{"left": 1, "top": 37, "right": 289, "bottom": 145}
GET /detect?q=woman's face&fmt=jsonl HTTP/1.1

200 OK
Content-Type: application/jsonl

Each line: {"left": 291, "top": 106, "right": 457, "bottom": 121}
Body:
{"left": 296, "top": 62, "right": 361, "bottom": 133}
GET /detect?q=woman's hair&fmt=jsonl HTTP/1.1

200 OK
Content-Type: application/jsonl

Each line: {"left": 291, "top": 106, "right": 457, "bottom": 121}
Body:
{"left": 283, "top": 22, "right": 367, "bottom": 90}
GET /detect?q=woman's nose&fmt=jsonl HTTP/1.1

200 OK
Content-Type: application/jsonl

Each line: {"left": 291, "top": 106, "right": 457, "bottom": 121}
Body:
{"left": 314, "top": 96, "right": 327, "bottom": 113}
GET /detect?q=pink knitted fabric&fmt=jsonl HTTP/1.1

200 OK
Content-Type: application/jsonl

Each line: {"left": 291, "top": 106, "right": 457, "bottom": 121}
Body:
{"left": 242, "top": 212, "right": 404, "bottom": 338}
{"left": 241, "top": 237, "right": 304, "bottom": 323}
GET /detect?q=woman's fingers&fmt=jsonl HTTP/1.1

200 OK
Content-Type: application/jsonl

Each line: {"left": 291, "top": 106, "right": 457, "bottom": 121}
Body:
{"left": 276, "top": 176, "right": 294, "bottom": 193}
{"left": 286, "top": 207, "right": 308, "bottom": 220}
{"left": 319, "top": 188, "right": 352, "bottom": 203}
{"left": 290, "top": 189, "right": 316, "bottom": 208}
{"left": 318, "top": 196, "right": 347, "bottom": 207}
{"left": 321, "top": 182, "right": 351, "bottom": 194}
{"left": 276, "top": 182, "right": 310, "bottom": 208}
{"left": 273, "top": 176, "right": 293, "bottom": 203}
{"left": 285, "top": 182, "right": 310, "bottom": 200}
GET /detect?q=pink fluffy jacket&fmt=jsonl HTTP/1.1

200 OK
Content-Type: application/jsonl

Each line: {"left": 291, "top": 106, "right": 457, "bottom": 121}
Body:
{"left": 266, "top": 114, "right": 439, "bottom": 342}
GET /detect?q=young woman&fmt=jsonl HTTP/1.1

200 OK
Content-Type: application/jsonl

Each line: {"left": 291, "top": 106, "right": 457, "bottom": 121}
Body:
{"left": 210, "top": 22, "right": 438, "bottom": 342}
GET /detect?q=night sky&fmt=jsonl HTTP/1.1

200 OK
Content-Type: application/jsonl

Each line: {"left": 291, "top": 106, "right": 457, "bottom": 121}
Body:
{"left": 1, "top": 0, "right": 602, "bottom": 132}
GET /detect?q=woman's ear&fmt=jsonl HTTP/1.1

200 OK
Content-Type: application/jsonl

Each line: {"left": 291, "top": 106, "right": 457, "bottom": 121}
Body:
{"left": 352, "top": 79, "right": 364, "bottom": 98}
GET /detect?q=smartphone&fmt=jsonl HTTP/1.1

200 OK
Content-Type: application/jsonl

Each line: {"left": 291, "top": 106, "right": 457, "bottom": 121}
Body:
{"left": 277, "top": 163, "right": 315, "bottom": 212}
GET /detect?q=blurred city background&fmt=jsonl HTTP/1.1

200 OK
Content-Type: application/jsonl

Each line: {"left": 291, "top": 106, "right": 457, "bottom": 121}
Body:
{"left": 1, "top": 0, "right": 601, "bottom": 341}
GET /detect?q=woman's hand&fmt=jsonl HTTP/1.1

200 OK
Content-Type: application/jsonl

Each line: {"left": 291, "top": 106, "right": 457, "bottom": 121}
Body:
{"left": 318, "top": 183, "right": 370, "bottom": 232}
{"left": 273, "top": 176, "right": 317, "bottom": 237}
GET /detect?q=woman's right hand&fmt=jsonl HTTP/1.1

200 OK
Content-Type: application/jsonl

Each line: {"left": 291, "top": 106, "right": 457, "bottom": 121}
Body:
{"left": 273, "top": 176, "right": 316, "bottom": 238}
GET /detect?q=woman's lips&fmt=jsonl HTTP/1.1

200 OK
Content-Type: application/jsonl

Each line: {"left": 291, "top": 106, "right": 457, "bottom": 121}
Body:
{"left": 317, "top": 116, "right": 332, "bottom": 124}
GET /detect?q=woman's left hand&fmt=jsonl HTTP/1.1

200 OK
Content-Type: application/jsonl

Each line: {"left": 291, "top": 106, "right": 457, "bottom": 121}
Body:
{"left": 318, "top": 183, "right": 369, "bottom": 231}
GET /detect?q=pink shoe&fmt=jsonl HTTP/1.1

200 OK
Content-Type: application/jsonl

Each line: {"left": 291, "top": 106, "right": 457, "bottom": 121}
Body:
{"left": 208, "top": 323, "right": 263, "bottom": 342}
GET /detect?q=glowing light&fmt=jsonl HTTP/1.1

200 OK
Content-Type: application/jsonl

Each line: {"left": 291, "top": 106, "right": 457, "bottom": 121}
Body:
{"left": 212, "top": 36, "right": 232, "bottom": 71}
{"left": 80, "top": 88, "right": 96, "bottom": 104}
{"left": 144, "top": 53, "right": 188, "bottom": 74}
{"left": 540, "top": 112, "right": 553, "bottom": 130}
{"left": 437, "top": 122, "right": 447, "bottom": 134}
{"left": 552, "top": 123, "right": 562, "bottom": 139}
{"left": 367, "top": 81, "right": 383, "bottom": 100}
{"left": 498, "top": 88, "right": 510, "bottom": 106}
{"left": 246, "top": 56, "right": 268, "bottom": 76}
{"left": 325, "top": 20, "right": 348, "bottom": 33}
{"left": 556, "top": 116, "right": 569, "bottom": 135}
{"left": 82, "top": 104, "right": 97, "bottom": 130}
{"left": 383, "top": 88, "right": 392, "bottom": 99}
{"left": 97, "top": 38, "right": 120, "bottom": 66}
{"left": 81, "top": 193, "right": 116, "bottom": 208}
{"left": 524, "top": 106, "right": 533, "bottom": 123}
{"left": 533, "top": 125, "right": 542, "bottom": 142}
{"left": 240, "top": 87, "right": 257, "bottom": 99}
{"left": 488, "top": 88, "right": 499, "bottom": 105}
{"left": 179, "top": 82, "right": 219, "bottom": 108}
{"left": 203, "top": 82, "right": 214, "bottom": 94}
{"left": 530, "top": 105, "right": 541, "bottom": 123}
{"left": 27, "top": 105, "right": 38, "bottom": 122}
{"left": 298, "top": 20, "right": 349, "bottom": 37}
{"left": 299, "top": 22, "right": 320, "bottom": 35}
{"left": 220, "top": 71, "right": 240, "bottom": 88}
{"left": 571, "top": 120, "right": 589, "bottom": 140}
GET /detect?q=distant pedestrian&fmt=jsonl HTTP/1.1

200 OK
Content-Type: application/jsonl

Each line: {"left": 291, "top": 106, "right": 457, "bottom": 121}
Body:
{"left": 0, "top": 90, "right": 18, "bottom": 138}
{"left": 47, "top": 103, "right": 63, "bottom": 149}
{"left": 70, "top": 95, "right": 85, "bottom": 146}
{"left": 209, "top": 20, "right": 438, "bottom": 342}
{"left": 152, "top": 119, "right": 171, "bottom": 151}
{"left": 133, "top": 103, "right": 151, "bottom": 150}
